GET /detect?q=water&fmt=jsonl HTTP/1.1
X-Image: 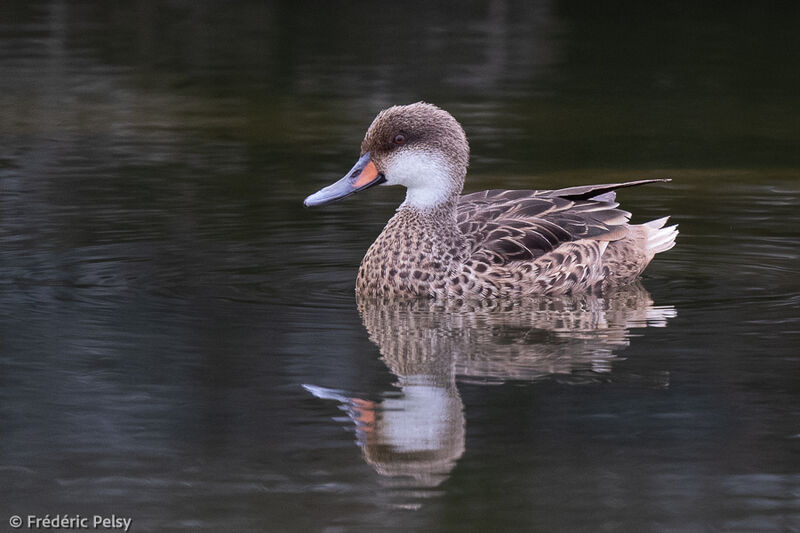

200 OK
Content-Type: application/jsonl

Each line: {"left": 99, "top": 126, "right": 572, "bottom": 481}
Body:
{"left": 1, "top": 2, "right": 799, "bottom": 532}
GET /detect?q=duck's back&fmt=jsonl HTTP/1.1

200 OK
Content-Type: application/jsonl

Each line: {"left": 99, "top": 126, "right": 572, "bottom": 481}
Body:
{"left": 456, "top": 179, "right": 677, "bottom": 295}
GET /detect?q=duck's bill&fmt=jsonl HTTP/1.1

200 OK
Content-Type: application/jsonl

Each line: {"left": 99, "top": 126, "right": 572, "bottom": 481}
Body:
{"left": 303, "top": 152, "right": 386, "bottom": 207}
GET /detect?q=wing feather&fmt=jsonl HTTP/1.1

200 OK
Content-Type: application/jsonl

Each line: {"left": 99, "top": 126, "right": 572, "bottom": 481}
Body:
{"left": 458, "top": 179, "right": 667, "bottom": 266}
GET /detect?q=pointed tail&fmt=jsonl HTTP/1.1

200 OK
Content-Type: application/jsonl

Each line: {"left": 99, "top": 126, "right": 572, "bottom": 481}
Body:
{"left": 643, "top": 216, "right": 679, "bottom": 255}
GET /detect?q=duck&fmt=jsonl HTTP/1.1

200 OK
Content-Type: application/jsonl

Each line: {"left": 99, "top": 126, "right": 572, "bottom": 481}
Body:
{"left": 304, "top": 102, "right": 677, "bottom": 299}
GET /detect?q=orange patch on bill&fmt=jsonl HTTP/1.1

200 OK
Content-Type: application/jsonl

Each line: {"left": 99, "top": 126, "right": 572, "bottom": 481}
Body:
{"left": 351, "top": 398, "right": 375, "bottom": 427}
{"left": 353, "top": 160, "right": 378, "bottom": 188}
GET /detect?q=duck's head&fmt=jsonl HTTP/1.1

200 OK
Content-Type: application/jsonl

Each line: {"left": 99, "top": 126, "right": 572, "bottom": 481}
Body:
{"left": 304, "top": 102, "right": 469, "bottom": 210}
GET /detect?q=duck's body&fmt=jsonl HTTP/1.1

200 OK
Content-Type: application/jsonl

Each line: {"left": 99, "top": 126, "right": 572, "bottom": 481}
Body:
{"left": 356, "top": 182, "right": 676, "bottom": 299}
{"left": 304, "top": 103, "right": 677, "bottom": 299}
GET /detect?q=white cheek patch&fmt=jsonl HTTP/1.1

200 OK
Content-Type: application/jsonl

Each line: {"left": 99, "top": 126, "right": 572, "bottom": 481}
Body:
{"left": 383, "top": 150, "right": 457, "bottom": 210}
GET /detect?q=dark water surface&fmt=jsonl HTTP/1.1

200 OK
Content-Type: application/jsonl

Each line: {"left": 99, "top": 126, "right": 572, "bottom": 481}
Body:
{"left": 1, "top": 2, "right": 799, "bottom": 532}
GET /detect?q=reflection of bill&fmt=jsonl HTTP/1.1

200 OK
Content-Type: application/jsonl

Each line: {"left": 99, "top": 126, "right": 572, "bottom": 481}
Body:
{"left": 305, "top": 283, "right": 675, "bottom": 494}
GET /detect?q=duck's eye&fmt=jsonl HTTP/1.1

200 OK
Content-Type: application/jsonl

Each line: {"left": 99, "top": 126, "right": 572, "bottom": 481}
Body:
{"left": 393, "top": 134, "right": 407, "bottom": 145}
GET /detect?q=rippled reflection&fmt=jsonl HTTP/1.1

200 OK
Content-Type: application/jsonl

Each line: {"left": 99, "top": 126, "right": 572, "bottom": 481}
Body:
{"left": 306, "top": 282, "right": 675, "bottom": 495}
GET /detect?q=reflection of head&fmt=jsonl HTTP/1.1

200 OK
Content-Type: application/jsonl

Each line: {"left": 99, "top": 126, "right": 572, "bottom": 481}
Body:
{"left": 356, "top": 378, "right": 465, "bottom": 489}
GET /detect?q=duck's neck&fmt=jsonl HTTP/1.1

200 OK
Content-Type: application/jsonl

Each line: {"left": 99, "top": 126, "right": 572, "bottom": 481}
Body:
{"left": 401, "top": 185, "right": 456, "bottom": 211}
{"left": 400, "top": 195, "right": 459, "bottom": 220}
{"left": 394, "top": 197, "right": 463, "bottom": 249}
{"left": 394, "top": 157, "right": 464, "bottom": 211}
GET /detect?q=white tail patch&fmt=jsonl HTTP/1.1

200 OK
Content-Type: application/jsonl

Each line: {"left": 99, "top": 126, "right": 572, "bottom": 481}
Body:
{"left": 645, "top": 305, "right": 678, "bottom": 327}
{"left": 643, "top": 216, "right": 678, "bottom": 254}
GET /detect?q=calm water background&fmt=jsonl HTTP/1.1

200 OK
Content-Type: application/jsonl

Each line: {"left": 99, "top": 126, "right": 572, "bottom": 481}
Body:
{"left": 1, "top": 2, "right": 799, "bottom": 532}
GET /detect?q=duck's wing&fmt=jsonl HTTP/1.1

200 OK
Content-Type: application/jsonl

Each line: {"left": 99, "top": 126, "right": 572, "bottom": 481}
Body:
{"left": 547, "top": 178, "right": 670, "bottom": 201}
{"left": 457, "top": 179, "right": 668, "bottom": 265}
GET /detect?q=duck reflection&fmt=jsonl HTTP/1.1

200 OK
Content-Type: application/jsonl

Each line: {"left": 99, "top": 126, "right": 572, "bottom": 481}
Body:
{"left": 305, "top": 282, "right": 674, "bottom": 491}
